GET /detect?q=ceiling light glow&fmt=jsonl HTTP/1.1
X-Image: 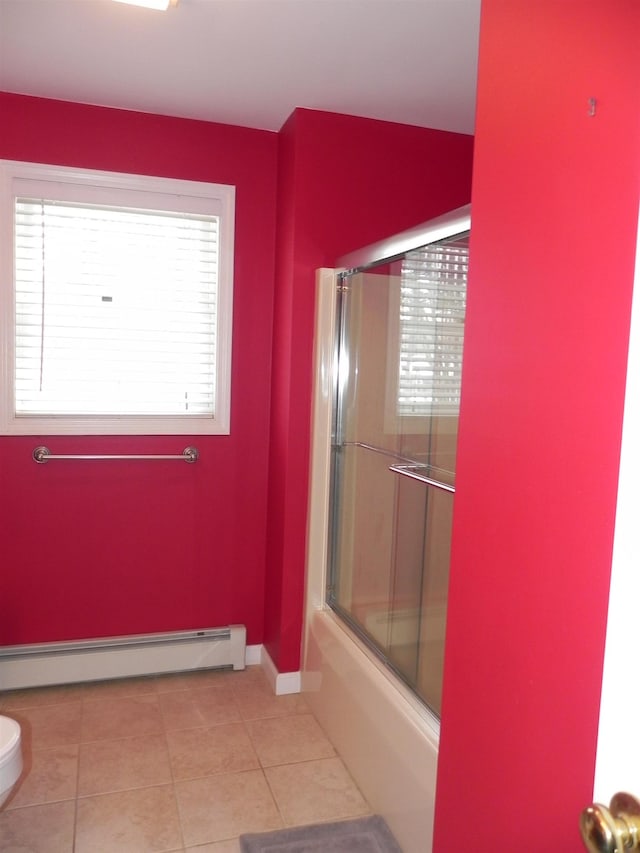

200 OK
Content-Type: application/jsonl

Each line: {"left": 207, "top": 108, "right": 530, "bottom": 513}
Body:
{"left": 113, "top": 0, "right": 177, "bottom": 10}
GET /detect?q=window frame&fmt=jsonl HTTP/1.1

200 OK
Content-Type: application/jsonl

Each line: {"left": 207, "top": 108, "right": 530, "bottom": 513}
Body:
{"left": 0, "top": 160, "right": 235, "bottom": 436}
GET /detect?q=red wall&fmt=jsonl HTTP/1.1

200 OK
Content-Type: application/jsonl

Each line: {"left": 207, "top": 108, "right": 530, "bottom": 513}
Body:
{"left": 434, "top": 2, "right": 640, "bottom": 850}
{"left": 0, "top": 95, "right": 474, "bottom": 667}
{"left": 0, "top": 93, "right": 278, "bottom": 646}
{"left": 264, "top": 109, "right": 474, "bottom": 672}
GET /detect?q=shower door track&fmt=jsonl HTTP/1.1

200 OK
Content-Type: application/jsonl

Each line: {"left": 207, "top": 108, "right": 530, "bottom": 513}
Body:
{"left": 326, "top": 597, "right": 441, "bottom": 718}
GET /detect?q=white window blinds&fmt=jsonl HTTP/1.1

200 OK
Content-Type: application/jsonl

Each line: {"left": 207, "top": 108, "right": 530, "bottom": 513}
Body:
{"left": 15, "top": 199, "right": 219, "bottom": 417}
{"left": 0, "top": 160, "right": 235, "bottom": 435}
{"left": 398, "top": 235, "right": 469, "bottom": 417}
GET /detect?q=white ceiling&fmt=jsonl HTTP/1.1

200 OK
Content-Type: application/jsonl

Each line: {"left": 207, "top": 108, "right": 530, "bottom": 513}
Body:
{"left": 0, "top": 0, "right": 481, "bottom": 134}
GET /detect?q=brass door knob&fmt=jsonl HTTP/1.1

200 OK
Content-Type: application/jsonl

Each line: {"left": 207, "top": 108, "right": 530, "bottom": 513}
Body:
{"left": 580, "top": 793, "right": 640, "bottom": 852}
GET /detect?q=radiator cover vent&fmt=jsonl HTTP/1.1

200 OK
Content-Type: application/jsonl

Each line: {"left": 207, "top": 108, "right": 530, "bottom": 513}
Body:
{"left": 0, "top": 625, "right": 246, "bottom": 690}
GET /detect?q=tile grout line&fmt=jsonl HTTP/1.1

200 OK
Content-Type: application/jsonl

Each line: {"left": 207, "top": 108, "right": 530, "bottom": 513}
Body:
{"left": 71, "top": 696, "right": 84, "bottom": 853}
{"left": 235, "top": 692, "right": 287, "bottom": 838}
{"left": 160, "top": 683, "right": 187, "bottom": 852}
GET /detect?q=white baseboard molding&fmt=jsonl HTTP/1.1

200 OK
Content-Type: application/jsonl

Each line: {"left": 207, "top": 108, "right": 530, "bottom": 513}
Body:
{"left": 245, "top": 644, "right": 262, "bottom": 666}
{"left": 260, "top": 646, "right": 302, "bottom": 695}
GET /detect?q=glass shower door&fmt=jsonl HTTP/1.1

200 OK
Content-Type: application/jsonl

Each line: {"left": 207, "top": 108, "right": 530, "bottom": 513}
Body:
{"left": 328, "top": 231, "right": 468, "bottom": 717}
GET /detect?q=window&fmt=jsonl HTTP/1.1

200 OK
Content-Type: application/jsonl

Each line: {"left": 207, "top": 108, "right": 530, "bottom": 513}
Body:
{"left": 396, "top": 233, "right": 469, "bottom": 418}
{"left": 0, "top": 160, "right": 235, "bottom": 435}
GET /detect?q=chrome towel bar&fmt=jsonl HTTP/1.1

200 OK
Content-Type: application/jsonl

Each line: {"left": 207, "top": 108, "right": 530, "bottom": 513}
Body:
{"left": 32, "top": 446, "right": 199, "bottom": 464}
{"left": 389, "top": 464, "right": 455, "bottom": 493}
{"left": 339, "top": 441, "right": 456, "bottom": 493}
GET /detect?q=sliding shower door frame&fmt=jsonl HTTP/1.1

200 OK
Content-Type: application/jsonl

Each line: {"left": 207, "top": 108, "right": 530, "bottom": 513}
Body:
{"left": 326, "top": 271, "right": 350, "bottom": 610}
{"left": 325, "top": 204, "right": 471, "bottom": 718}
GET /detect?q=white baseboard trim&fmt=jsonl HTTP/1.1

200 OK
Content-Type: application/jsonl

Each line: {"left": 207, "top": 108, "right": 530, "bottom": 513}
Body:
{"left": 260, "top": 645, "right": 302, "bottom": 695}
{"left": 245, "top": 644, "right": 262, "bottom": 666}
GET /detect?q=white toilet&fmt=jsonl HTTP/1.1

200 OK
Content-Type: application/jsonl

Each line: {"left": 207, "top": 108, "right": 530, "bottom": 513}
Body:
{"left": 0, "top": 716, "right": 22, "bottom": 808}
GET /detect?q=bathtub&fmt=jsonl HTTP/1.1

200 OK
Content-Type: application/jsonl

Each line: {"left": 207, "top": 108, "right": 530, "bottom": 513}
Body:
{"left": 302, "top": 270, "right": 440, "bottom": 853}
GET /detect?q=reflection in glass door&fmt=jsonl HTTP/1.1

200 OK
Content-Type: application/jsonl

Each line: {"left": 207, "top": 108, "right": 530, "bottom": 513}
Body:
{"left": 327, "top": 227, "right": 469, "bottom": 717}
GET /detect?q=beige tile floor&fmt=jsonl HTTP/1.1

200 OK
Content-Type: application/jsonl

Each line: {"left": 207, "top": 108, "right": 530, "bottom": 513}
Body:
{"left": 0, "top": 665, "right": 370, "bottom": 852}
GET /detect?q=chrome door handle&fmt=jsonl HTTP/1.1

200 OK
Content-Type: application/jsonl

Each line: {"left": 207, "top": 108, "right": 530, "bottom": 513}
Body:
{"left": 580, "top": 793, "right": 640, "bottom": 852}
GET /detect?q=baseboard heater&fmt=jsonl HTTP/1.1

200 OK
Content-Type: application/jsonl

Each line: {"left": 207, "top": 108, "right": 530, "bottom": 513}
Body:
{"left": 0, "top": 625, "right": 246, "bottom": 691}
